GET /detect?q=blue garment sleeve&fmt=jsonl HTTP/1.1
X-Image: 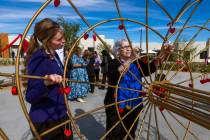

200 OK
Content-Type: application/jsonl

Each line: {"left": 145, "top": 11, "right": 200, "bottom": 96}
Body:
{"left": 71, "top": 54, "right": 78, "bottom": 65}
{"left": 118, "top": 88, "right": 127, "bottom": 109}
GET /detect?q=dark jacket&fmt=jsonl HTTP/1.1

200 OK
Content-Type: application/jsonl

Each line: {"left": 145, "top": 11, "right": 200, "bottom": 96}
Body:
{"left": 84, "top": 56, "right": 95, "bottom": 77}
{"left": 25, "top": 49, "right": 67, "bottom": 123}
{"left": 104, "top": 59, "right": 156, "bottom": 106}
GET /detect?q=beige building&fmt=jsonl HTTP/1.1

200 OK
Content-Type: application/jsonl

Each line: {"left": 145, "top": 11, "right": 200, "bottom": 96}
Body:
{"left": 1, "top": 34, "right": 209, "bottom": 63}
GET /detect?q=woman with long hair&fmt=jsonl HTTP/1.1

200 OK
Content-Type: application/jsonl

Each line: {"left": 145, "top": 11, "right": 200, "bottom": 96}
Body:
{"left": 25, "top": 18, "right": 73, "bottom": 140}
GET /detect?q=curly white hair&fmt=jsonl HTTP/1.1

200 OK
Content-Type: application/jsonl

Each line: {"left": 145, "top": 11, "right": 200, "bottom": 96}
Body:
{"left": 113, "top": 39, "right": 129, "bottom": 56}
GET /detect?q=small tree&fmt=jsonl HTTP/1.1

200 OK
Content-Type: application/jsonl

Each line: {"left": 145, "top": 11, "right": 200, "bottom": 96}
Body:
{"left": 57, "top": 17, "right": 80, "bottom": 51}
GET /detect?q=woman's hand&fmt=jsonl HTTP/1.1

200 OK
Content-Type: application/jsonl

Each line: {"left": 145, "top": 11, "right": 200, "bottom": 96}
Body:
{"left": 44, "top": 74, "right": 63, "bottom": 86}
{"left": 73, "top": 64, "right": 86, "bottom": 68}
{"left": 161, "top": 44, "right": 175, "bottom": 58}
{"left": 118, "top": 62, "right": 130, "bottom": 74}
{"left": 158, "top": 43, "right": 175, "bottom": 62}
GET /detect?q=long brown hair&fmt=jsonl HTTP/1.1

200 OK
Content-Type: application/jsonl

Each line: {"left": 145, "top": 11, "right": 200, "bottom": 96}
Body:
{"left": 26, "top": 18, "right": 61, "bottom": 64}
{"left": 22, "top": 18, "right": 61, "bottom": 88}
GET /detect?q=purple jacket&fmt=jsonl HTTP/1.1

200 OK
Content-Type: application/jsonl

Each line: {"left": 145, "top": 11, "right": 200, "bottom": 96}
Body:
{"left": 25, "top": 49, "right": 67, "bottom": 123}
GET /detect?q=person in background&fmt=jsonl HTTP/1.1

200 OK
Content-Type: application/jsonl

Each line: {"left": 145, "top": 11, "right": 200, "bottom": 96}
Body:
{"left": 68, "top": 47, "right": 90, "bottom": 103}
{"left": 104, "top": 39, "right": 173, "bottom": 140}
{"left": 83, "top": 50, "right": 96, "bottom": 93}
{"left": 93, "top": 51, "right": 101, "bottom": 82}
{"left": 99, "top": 50, "right": 112, "bottom": 89}
{"left": 11, "top": 51, "right": 15, "bottom": 63}
{"left": 25, "top": 18, "right": 73, "bottom": 140}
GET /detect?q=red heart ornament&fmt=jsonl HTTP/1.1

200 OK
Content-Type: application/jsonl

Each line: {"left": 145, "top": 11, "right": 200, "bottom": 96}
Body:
{"left": 118, "top": 24, "right": 124, "bottom": 30}
{"left": 141, "top": 92, "right": 147, "bottom": 97}
{"left": 118, "top": 108, "right": 124, "bottom": 113}
{"left": 203, "top": 79, "right": 208, "bottom": 84}
{"left": 200, "top": 79, "right": 205, "bottom": 84}
{"left": 64, "top": 87, "right": 71, "bottom": 95}
{"left": 11, "top": 86, "right": 18, "bottom": 95}
{"left": 64, "top": 129, "right": 72, "bottom": 137}
{"left": 54, "top": 0, "right": 60, "bottom": 7}
{"left": 23, "top": 39, "right": 29, "bottom": 53}
{"left": 169, "top": 27, "right": 176, "bottom": 34}
{"left": 83, "top": 33, "right": 89, "bottom": 40}
{"left": 93, "top": 34, "right": 97, "bottom": 41}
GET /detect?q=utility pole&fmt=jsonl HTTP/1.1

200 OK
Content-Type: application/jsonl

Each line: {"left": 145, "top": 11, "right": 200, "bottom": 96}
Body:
{"left": 139, "top": 29, "right": 142, "bottom": 53}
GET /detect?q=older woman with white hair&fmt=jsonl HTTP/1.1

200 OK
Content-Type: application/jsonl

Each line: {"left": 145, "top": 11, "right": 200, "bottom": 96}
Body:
{"left": 104, "top": 39, "right": 172, "bottom": 140}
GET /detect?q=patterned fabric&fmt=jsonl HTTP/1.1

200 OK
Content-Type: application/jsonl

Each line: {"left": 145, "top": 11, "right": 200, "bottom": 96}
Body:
{"left": 68, "top": 54, "right": 90, "bottom": 99}
{"left": 118, "top": 63, "right": 143, "bottom": 109}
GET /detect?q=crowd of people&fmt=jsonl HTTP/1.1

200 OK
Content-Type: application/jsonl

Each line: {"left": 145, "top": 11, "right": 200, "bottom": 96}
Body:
{"left": 66, "top": 47, "right": 112, "bottom": 103}
{"left": 25, "top": 18, "right": 172, "bottom": 140}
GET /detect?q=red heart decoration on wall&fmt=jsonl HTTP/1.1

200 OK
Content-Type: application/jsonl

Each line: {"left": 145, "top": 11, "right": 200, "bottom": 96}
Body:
{"left": 54, "top": 0, "right": 60, "bottom": 7}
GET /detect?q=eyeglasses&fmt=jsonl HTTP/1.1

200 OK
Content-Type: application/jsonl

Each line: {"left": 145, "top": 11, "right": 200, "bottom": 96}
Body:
{"left": 120, "top": 45, "right": 130, "bottom": 50}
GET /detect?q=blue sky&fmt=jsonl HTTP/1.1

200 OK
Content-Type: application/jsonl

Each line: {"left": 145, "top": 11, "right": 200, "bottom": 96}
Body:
{"left": 0, "top": 0, "right": 209, "bottom": 43}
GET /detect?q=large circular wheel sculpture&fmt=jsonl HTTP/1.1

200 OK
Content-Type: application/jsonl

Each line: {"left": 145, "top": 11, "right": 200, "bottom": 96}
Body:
{"left": 1, "top": 0, "right": 210, "bottom": 140}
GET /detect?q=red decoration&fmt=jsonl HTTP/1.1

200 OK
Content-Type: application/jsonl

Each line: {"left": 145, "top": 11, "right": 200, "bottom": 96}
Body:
{"left": 64, "top": 87, "right": 71, "bottom": 95}
{"left": 93, "top": 34, "right": 97, "bottom": 41}
{"left": 169, "top": 27, "right": 176, "bottom": 34}
{"left": 0, "top": 34, "right": 21, "bottom": 52}
{"left": 64, "top": 129, "right": 72, "bottom": 137}
{"left": 83, "top": 33, "right": 89, "bottom": 40}
{"left": 176, "top": 60, "right": 183, "bottom": 64}
{"left": 153, "top": 86, "right": 167, "bottom": 98}
{"left": 207, "top": 78, "right": 210, "bottom": 82}
{"left": 203, "top": 79, "right": 208, "bottom": 83}
{"left": 141, "top": 92, "right": 147, "bottom": 97}
{"left": 118, "top": 24, "right": 124, "bottom": 30}
{"left": 200, "top": 79, "right": 206, "bottom": 84}
{"left": 11, "top": 86, "right": 18, "bottom": 95}
{"left": 0, "top": 34, "right": 29, "bottom": 53}
{"left": 118, "top": 108, "right": 124, "bottom": 113}
{"left": 54, "top": 0, "right": 60, "bottom": 7}
{"left": 159, "top": 106, "right": 164, "bottom": 112}
{"left": 59, "top": 87, "right": 71, "bottom": 95}
{"left": 23, "top": 39, "right": 29, "bottom": 53}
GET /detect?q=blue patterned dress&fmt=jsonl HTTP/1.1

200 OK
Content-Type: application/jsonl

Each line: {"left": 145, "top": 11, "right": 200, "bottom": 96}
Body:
{"left": 68, "top": 54, "right": 90, "bottom": 99}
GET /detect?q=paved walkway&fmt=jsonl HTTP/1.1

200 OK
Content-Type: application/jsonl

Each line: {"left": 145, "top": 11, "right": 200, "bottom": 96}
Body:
{"left": 0, "top": 70, "right": 210, "bottom": 140}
